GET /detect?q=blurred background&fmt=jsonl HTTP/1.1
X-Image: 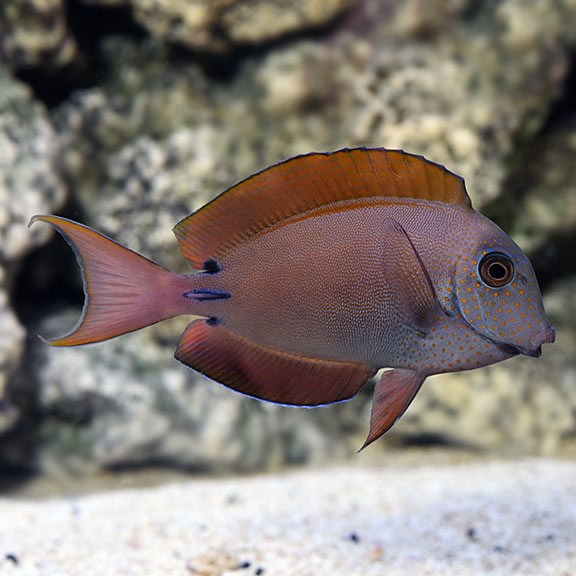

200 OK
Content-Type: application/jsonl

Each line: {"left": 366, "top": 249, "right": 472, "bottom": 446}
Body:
{"left": 0, "top": 0, "right": 575, "bottom": 495}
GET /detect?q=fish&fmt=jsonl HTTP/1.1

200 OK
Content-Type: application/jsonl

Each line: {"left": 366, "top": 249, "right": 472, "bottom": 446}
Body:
{"left": 29, "top": 147, "right": 555, "bottom": 448}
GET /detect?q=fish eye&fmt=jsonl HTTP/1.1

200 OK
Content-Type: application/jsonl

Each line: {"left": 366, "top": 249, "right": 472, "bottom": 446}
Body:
{"left": 478, "top": 252, "right": 514, "bottom": 288}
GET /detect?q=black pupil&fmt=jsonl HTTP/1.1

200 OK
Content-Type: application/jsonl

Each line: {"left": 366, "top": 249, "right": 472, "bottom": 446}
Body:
{"left": 489, "top": 262, "right": 507, "bottom": 280}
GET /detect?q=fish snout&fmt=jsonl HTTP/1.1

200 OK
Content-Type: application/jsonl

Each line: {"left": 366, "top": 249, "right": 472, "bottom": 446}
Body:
{"left": 537, "top": 325, "right": 556, "bottom": 345}
{"left": 509, "top": 325, "right": 555, "bottom": 359}
{"left": 521, "top": 325, "right": 556, "bottom": 358}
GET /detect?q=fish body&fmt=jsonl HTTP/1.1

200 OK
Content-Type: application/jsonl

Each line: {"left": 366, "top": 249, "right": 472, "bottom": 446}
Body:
{"left": 30, "top": 148, "right": 555, "bottom": 447}
{"left": 194, "top": 203, "right": 513, "bottom": 368}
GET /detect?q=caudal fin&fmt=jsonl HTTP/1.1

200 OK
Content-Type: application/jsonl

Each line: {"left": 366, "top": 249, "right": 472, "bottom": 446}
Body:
{"left": 29, "top": 215, "right": 186, "bottom": 346}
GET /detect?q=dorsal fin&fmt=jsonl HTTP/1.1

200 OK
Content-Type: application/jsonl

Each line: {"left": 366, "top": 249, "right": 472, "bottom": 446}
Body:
{"left": 174, "top": 147, "right": 471, "bottom": 268}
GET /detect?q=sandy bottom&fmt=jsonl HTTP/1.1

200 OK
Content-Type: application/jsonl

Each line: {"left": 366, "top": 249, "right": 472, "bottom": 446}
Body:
{"left": 0, "top": 458, "right": 575, "bottom": 576}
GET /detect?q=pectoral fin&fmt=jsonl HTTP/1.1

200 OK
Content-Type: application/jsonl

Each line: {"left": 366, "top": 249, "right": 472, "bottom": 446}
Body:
{"left": 381, "top": 218, "right": 443, "bottom": 333}
{"left": 361, "top": 368, "right": 426, "bottom": 450}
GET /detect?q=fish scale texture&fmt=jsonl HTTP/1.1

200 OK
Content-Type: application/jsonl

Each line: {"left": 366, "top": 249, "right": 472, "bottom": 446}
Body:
{"left": 204, "top": 199, "right": 534, "bottom": 373}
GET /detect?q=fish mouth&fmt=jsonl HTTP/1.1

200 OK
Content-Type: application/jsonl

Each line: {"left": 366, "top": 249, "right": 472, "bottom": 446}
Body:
{"left": 521, "top": 345, "right": 542, "bottom": 359}
{"left": 500, "top": 325, "right": 555, "bottom": 359}
{"left": 501, "top": 343, "right": 542, "bottom": 358}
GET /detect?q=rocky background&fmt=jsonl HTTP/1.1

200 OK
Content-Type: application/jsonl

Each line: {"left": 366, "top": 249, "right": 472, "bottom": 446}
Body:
{"left": 0, "top": 0, "right": 575, "bottom": 480}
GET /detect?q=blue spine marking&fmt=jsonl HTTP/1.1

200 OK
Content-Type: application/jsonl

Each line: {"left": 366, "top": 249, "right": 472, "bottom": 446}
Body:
{"left": 183, "top": 289, "right": 231, "bottom": 301}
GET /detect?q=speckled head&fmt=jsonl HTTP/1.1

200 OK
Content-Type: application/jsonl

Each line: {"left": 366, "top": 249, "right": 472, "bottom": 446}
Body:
{"left": 452, "top": 212, "right": 555, "bottom": 358}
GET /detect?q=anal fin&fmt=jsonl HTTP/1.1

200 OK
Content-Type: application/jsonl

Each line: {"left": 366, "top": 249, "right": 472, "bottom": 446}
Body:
{"left": 361, "top": 368, "right": 426, "bottom": 450}
{"left": 175, "top": 319, "right": 376, "bottom": 406}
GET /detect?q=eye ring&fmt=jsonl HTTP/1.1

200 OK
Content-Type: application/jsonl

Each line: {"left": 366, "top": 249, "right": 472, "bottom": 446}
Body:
{"left": 478, "top": 252, "right": 514, "bottom": 288}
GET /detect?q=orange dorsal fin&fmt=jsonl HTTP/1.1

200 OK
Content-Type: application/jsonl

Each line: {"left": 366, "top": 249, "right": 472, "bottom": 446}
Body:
{"left": 175, "top": 319, "right": 377, "bottom": 406}
{"left": 174, "top": 147, "right": 471, "bottom": 268}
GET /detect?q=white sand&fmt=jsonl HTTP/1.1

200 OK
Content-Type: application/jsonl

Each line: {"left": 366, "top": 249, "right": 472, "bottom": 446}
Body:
{"left": 0, "top": 459, "right": 575, "bottom": 575}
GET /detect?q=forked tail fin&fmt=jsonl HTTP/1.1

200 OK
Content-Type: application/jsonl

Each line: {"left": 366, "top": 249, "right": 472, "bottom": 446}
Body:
{"left": 29, "top": 215, "right": 187, "bottom": 346}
